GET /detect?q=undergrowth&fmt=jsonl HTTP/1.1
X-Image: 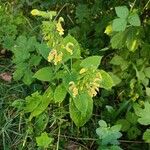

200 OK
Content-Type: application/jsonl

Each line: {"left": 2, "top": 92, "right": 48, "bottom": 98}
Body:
{"left": 0, "top": 0, "right": 150, "bottom": 150}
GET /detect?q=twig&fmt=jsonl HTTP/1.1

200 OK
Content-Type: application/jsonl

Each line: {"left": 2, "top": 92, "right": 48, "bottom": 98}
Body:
{"left": 52, "top": 134, "right": 145, "bottom": 144}
{"left": 143, "top": 0, "right": 150, "bottom": 11}
{"left": 53, "top": 134, "right": 97, "bottom": 141}
{"left": 54, "top": 3, "right": 68, "bottom": 21}
{"left": 56, "top": 126, "right": 60, "bottom": 150}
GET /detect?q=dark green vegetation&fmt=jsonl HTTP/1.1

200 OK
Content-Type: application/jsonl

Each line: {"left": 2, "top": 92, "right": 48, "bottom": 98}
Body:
{"left": 0, "top": 0, "right": 150, "bottom": 149}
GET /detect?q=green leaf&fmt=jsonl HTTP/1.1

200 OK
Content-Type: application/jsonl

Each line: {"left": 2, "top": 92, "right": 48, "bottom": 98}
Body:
{"left": 126, "top": 112, "right": 138, "bottom": 125}
{"left": 116, "top": 119, "right": 130, "bottom": 132}
{"left": 98, "top": 145, "right": 123, "bottom": 150}
{"left": 12, "top": 36, "right": 36, "bottom": 63}
{"left": 29, "top": 55, "right": 42, "bottom": 66}
{"left": 127, "top": 126, "right": 141, "bottom": 140}
{"left": 22, "top": 68, "right": 33, "bottom": 85}
{"left": 36, "top": 43, "right": 50, "bottom": 60}
{"left": 13, "top": 63, "right": 27, "bottom": 80}
{"left": 61, "top": 34, "right": 81, "bottom": 61}
{"left": 80, "top": 56, "right": 102, "bottom": 69}
{"left": 98, "top": 120, "right": 107, "bottom": 127}
{"left": 128, "top": 13, "right": 141, "bottom": 26}
{"left": 100, "top": 70, "right": 113, "bottom": 90}
{"left": 73, "top": 93, "right": 89, "bottom": 116}
{"left": 36, "top": 132, "right": 53, "bottom": 148}
{"left": 126, "top": 29, "right": 139, "bottom": 52}
{"left": 29, "top": 87, "right": 53, "bottom": 120}
{"left": 11, "top": 99, "right": 24, "bottom": 110}
{"left": 112, "top": 18, "right": 127, "bottom": 31}
{"left": 26, "top": 36, "right": 37, "bottom": 52}
{"left": 69, "top": 94, "right": 93, "bottom": 127}
{"left": 54, "top": 84, "right": 67, "bottom": 103}
{"left": 146, "top": 87, "right": 150, "bottom": 97}
{"left": 96, "top": 121, "right": 122, "bottom": 145}
{"left": 134, "top": 102, "right": 150, "bottom": 125}
{"left": 75, "top": 4, "right": 90, "bottom": 23}
{"left": 35, "top": 113, "right": 49, "bottom": 132}
{"left": 25, "top": 92, "right": 42, "bottom": 113}
{"left": 24, "top": 88, "right": 53, "bottom": 120}
{"left": 111, "top": 32, "right": 126, "bottom": 49}
{"left": 110, "top": 55, "right": 128, "bottom": 70}
{"left": 33, "top": 67, "right": 54, "bottom": 81}
{"left": 115, "top": 6, "right": 129, "bottom": 18}
{"left": 3, "top": 36, "right": 15, "bottom": 50}
{"left": 143, "top": 129, "right": 150, "bottom": 143}
{"left": 144, "top": 67, "right": 150, "bottom": 78}
{"left": 108, "top": 72, "right": 121, "bottom": 86}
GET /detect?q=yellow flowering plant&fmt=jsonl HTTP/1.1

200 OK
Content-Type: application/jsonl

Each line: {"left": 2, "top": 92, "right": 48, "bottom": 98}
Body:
{"left": 28, "top": 9, "right": 113, "bottom": 127}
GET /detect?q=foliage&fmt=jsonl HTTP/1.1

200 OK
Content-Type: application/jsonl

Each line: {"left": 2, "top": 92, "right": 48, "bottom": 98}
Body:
{"left": 36, "top": 132, "right": 53, "bottom": 148}
{"left": 0, "top": 0, "right": 150, "bottom": 149}
{"left": 96, "top": 120, "right": 123, "bottom": 150}
{"left": 27, "top": 9, "right": 113, "bottom": 128}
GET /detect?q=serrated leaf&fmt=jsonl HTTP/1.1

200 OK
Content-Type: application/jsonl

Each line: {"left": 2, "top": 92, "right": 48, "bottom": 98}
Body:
{"left": 22, "top": 68, "right": 33, "bottom": 85}
{"left": 13, "top": 63, "right": 27, "bottom": 81}
{"left": 29, "top": 55, "right": 42, "bottom": 66}
{"left": 127, "top": 126, "right": 141, "bottom": 140}
{"left": 112, "top": 18, "right": 127, "bottom": 31}
{"left": 128, "top": 13, "right": 141, "bottom": 26}
{"left": 98, "top": 120, "right": 107, "bottom": 127}
{"left": 100, "top": 70, "right": 113, "bottom": 90}
{"left": 36, "top": 132, "right": 53, "bottom": 148}
{"left": 144, "top": 67, "right": 150, "bottom": 78}
{"left": 11, "top": 99, "right": 24, "bottom": 109}
{"left": 25, "top": 92, "right": 42, "bottom": 113}
{"left": 126, "top": 112, "right": 138, "bottom": 125}
{"left": 146, "top": 87, "right": 150, "bottom": 97}
{"left": 111, "top": 32, "right": 126, "bottom": 49}
{"left": 115, "top": 6, "right": 129, "bottom": 18}
{"left": 26, "top": 36, "right": 37, "bottom": 52}
{"left": 116, "top": 119, "right": 130, "bottom": 132}
{"left": 96, "top": 121, "right": 122, "bottom": 145}
{"left": 110, "top": 55, "right": 128, "bottom": 70}
{"left": 36, "top": 43, "right": 50, "bottom": 60}
{"left": 108, "top": 72, "right": 121, "bottom": 86}
{"left": 33, "top": 67, "right": 53, "bottom": 81}
{"left": 54, "top": 84, "right": 67, "bottom": 103}
{"left": 69, "top": 94, "right": 93, "bottom": 127}
{"left": 81, "top": 56, "right": 102, "bottom": 69}
{"left": 134, "top": 102, "right": 150, "bottom": 125}
{"left": 143, "top": 129, "right": 150, "bottom": 143}
{"left": 12, "top": 36, "right": 36, "bottom": 63}
{"left": 75, "top": 4, "right": 90, "bottom": 23}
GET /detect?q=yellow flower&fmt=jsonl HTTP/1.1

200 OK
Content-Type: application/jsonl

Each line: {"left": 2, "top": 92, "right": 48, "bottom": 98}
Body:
{"left": 88, "top": 87, "right": 97, "bottom": 97}
{"left": 72, "top": 87, "right": 78, "bottom": 97}
{"left": 65, "top": 42, "right": 74, "bottom": 55}
{"left": 56, "top": 17, "right": 64, "bottom": 36}
{"left": 104, "top": 25, "right": 112, "bottom": 35}
{"left": 47, "top": 50, "right": 57, "bottom": 62}
{"left": 79, "top": 68, "right": 87, "bottom": 74}
{"left": 31, "top": 9, "right": 40, "bottom": 16}
{"left": 54, "top": 52, "right": 63, "bottom": 65}
{"left": 92, "top": 82, "right": 100, "bottom": 88}
{"left": 69, "top": 81, "right": 78, "bottom": 97}
{"left": 96, "top": 72, "right": 102, "bottom": 79}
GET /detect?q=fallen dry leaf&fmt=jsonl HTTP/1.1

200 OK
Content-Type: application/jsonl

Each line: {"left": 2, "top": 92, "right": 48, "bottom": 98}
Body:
{"left": 0, "top": 72, "right": 12, "bottom": 82}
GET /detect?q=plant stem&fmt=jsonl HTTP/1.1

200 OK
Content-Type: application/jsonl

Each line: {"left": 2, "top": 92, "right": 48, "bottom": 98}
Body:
{"left": 56, "top": 126, "right": 60, "bottom": 150}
